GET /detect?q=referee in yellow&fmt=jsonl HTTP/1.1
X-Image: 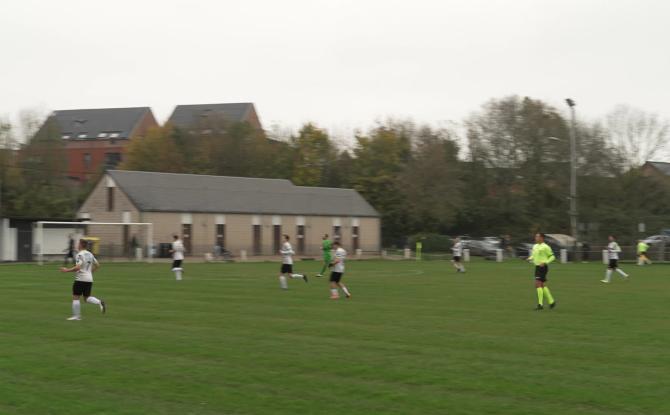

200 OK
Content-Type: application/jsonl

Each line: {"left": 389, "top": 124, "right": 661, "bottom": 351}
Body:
{"left": 527, "top": 233, "right": 557, "bottom": 310}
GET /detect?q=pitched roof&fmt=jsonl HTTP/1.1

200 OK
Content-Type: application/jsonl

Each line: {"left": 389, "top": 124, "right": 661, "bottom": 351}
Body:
{"left": 646, "top": 161, "right": 670, "bottom": 175}
{"left": 106, "top": 170, "right": 380, "bottom": 217}
{"left": 167, "top": 103, "right": 255, "bottom": 128}
{"left": 48, "top": 107, "right": 152, "bottom": 140}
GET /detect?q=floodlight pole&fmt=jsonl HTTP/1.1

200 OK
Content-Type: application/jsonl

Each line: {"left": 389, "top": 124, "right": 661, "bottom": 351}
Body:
{"left": 566, "top": 98, "right": 578, "bottom": 242}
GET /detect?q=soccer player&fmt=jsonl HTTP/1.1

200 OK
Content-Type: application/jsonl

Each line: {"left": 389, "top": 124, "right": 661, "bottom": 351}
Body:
{"left": 451, "top": 237, "right": 466, "bottom": 273}
{"left": 60, "top": 239, "right": 106, "bottom": 321}
{"left": 169, "top": 234, "right": 184, "bottom": 281}
{"left": 316, "top": 234, "right": 332, "bottom": 277}
{"left": 601, "top": 235, "right": 629, "bottom": 283}
{"left": 527, "top": 233, "right": 556, "bottom": 310}
{"left": 637, "top": 239, "right": 652, "bottom": 266}
{"left": 329, "top": 241, "right": 351, "bottom": 299}
{"left": 279, "top": 235, "right": 308, "bottom": 289}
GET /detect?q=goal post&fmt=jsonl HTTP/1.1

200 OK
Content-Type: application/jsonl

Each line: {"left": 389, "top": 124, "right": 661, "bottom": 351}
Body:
{"left": 35, "top": 221, "right": 153, "bottom": 265}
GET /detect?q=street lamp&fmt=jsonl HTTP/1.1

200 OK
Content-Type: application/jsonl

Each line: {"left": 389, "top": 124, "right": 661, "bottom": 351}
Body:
{"left": 565, "top": 98, "right": 578, "bottom": 242}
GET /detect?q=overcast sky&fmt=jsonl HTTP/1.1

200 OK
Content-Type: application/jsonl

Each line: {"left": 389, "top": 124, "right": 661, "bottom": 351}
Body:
{"left": 2, "top": 0, "right": 669, "bottom": 142}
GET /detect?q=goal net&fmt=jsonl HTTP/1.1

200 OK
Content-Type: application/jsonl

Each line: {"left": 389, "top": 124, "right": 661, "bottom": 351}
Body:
{"left": 35, "top": 221, "right": 153, "bottom": 265}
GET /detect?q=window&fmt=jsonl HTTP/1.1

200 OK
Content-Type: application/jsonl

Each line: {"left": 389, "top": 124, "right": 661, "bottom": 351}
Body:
{"left": 105, "top": 152, "right": 122, "bottom": 168}
{"left": 97, "top": 132, "right": 108, "bottom": 138}
{"left": 252, "top": 225, "right": 262, "bottom": 255}
{"left": 77, "top": 133, "right": 88, "bottom": 139}
{"left": 107, "top": 187, "right": 114, "bottom": 211}
{"left": 296, "top": 225, "right": 305, "bottom": 254}
{"left": 216, "top": 224, "right": 225, "bottom": 249}
{"left": 83, "top": 153, "right": 92, "bottom": 169}
{"left": 273, "top": 225, "right": 282, "bottom": 254}
{"left": 333, "top": 226, "right": 341, "bottom": 241}
{"left": 182, "top": 224, "right": 192, "bottom": 254}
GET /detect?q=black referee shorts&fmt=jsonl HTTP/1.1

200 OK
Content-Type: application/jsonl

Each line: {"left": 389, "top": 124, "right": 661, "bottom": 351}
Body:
{"left": 608, "top": 259, "right": 618, "bottom": 269}
{"left": 534, "top": 265, "right": 548, "bottom": 282}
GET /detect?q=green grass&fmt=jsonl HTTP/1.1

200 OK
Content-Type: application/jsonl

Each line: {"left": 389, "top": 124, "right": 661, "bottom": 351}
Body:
{"left": 0, "top": 259, "right": 668, "bottom": 415}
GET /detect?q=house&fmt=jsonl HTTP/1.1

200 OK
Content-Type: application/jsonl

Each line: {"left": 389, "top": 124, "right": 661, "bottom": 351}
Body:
{"left": 641, "top": 161, "right": 670, "bottom": 178}
{"left": 167, "top": 103, "right": 262, "bottom": 131}
{"left": 36, "top": 107, "right": 159, "bottom": 182}
{"left": 77, "top": 170, "right": 380, "bottom": 257}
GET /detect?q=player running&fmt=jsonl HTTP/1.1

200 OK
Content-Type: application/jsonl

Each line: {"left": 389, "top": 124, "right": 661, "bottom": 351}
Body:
{"left": 170, "top": 234, "right": 185, "bottom": 281}
{"left": 60, "top": 239, "right": 106, "bottom": 321}
{"left": 527, "top": 233, "right": 556, "bottom": 310}
{"left": 315, "top": 234, "right": 332, "bottom": 277}
{"left": 451, "top": 237, "right": 466, "bottom": 273}
{"left": 278, "top": 235, "right": 308, "bottom": 289}
{"left": 601, "top": 235, "right": 629, "bottom": 283}
{"left": 329, "top": 241, "right": 351, "bottom": 299}
{"left": 637, "top": 239, "right": 651, "bottom": 266}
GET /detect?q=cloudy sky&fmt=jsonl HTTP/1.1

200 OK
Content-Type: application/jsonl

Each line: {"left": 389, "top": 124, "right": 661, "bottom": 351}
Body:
{"left": 2, "top": 0, "right": 669, "bottom": 140}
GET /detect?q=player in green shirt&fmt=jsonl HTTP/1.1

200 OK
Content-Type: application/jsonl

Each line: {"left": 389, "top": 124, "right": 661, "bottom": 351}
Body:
{"left": 527, "top": 233, "right": 557, "bottom": 310}
{"left": 637, "top": 240, "right": 651, "bottom": 266}
{"left": 316, "top": 234, "right": 332, "bottom": 277}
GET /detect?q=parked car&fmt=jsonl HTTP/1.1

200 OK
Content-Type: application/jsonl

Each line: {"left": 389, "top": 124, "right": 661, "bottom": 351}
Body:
{"left": 642, "top": 235, "right": 670, "bottom": 246}
{"left": 463, "top": 236, "right": 501, "bottom": 256}
{"left": 514, "top": 234, "right": 576, "bottom": 260}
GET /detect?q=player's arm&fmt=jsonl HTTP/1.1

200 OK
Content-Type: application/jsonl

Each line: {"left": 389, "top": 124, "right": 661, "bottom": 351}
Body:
{"left": 61, "top": 258, "right": 82, "bottom": 273}
{"left": 544, "top": 246, "right": 556, "bottom": 264}
{"left": 92, "top": 257, "right": 100, "bottom": 272}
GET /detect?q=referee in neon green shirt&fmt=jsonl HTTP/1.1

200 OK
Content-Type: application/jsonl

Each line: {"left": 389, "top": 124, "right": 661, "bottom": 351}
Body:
{"left": 316, "top": 234, "right": 332, "bottom": 277}
{"left": 527, "top": 233, "right": 557, "bottom": 310}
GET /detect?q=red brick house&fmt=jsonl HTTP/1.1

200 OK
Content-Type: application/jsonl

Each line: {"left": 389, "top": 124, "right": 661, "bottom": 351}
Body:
{"left": 37, "top": 107, "right": 158, "bottom": 182}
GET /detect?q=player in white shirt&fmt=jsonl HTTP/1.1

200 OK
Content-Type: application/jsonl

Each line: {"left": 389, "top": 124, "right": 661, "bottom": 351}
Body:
{"left": 278, "top": 235, "right": 308, "bottom": 289}
{"left": 601, "top": 235, "right": 629, "bottom": 283}
{"left": 451, "top": 238, "right": 466, "bottom": 273}
{"left": 60, "top": 239, "right": 106, "bottom": 321}
{"left": 329, "top": 241, "right": 351, "bottom": 299}
{"left": 169, "top": 235, "right": 185, "bottom": 281}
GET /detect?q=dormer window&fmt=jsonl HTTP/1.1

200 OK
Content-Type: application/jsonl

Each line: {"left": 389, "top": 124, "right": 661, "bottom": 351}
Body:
{"left": 62, "top": 133, "right": 72, "bottom": 139}
{"left": 77, "top": 133, "right": 88, "bottom": 139}
{"left": 97, "top": 132, "right": 108, "bottom": 138}
{"left": 109, "top": 132, "right": 120, "bottom": 138}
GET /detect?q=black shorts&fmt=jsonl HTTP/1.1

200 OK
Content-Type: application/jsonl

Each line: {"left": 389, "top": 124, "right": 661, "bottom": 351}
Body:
{"left": 534, "top": 265, "right": 548, "bottom": 282}
{"left": 330, "top": 272, "right": 343, "bottom": 283}
{"left": 72, "top": 281, "right": 93, "bottom": 297}
{"left": 453, "top": 256, "right": 461, "bottom": 262}
{"left": 639, "top": 252, "right": 647, "bottom": 257}
{"left": 281, "top": 264, "right": 293, "bottom": 274}
{"left": 172, "top": 260, "right": 182, "bottom": 269}
{"left": 608, "top": 259, "right": 618, "bottom": 269}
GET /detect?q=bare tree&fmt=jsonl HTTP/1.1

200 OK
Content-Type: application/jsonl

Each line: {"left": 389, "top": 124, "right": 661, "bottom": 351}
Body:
{"left": 605, "top": 104, "right": 670, "bottom": 169}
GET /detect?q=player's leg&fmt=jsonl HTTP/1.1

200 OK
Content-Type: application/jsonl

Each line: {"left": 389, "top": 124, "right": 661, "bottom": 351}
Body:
{"left": 645, "top": 253, "right": 652, "bottom": 265}
{"left": 457, "top": 257, "right": 465, "bottom": 272}
{"left": 69, "top": 282, "right": 83, "bottom": 320}
{"left": 172, "top": 260, "right": 183, "bottom": 280}
{"left": 535, "top": 279, "right": 544, "bottom": 310}
{"left": 329, "top": 272, "right": 341, "bottom": 299}
{"left": 602, "top": 261, "right": 614, "bottom": 283}
{"left": 83, "top": 284, "right": 106, "bottom": 314}
{"left": 615, "top": 264, "right": 629, "bottom": 278}
{"left": 318, "top": 254, "right": 331, "bottom": 277}
{"left": 337, "top": 281, "right": 351, "bottom": 298}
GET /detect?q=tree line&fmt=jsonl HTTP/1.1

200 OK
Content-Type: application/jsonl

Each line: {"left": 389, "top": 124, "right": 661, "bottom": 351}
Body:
{"left": 2, "top": 95, "right": 670, "bottom": 246}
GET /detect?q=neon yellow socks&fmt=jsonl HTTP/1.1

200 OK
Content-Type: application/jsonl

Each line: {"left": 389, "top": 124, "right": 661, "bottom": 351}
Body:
{"left": 536, "top": 287, "right": 544, "bottom": 305}
{"left": 543, "top": 287, "right": 554, "bottom": 304}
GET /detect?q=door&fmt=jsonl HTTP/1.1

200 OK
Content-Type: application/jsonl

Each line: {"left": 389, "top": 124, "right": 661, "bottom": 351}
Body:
{"left": 182, "top": 224, "right": 192, "bottom": 254}
{"left": 273, "top": 225, "right": 282, "bottom": 254}
{"left": 252, "top": 225, "right": 262, "bottom": 255}
{"left": 17, "top": 224, "right": 32, "bottom": 262}
{"left": 352, "top": 226, "right": 360, "bottom": 251}
{"left": 216, "top": 224, "right": 225, "bottom": 249}
{"left": 296, "top": 225, "right": 305, "bottom": 254}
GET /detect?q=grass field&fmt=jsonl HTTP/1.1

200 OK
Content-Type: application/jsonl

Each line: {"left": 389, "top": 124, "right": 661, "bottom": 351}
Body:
{"left": 0, "top": 258, "right": 668, "bottom": 415}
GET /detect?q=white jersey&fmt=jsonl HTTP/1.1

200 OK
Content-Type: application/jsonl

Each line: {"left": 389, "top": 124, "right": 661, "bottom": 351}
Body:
{"left": 75, "top": 250, "right": 98, "bottom": 282}
{"left": 172, "top": 240, "right": 184, "bottom": 260}
{"left": 607, "top": 241, "right": 621, "bottom": 260}
{"left": 452, "top": 241, "right": 463, "bottom": 257}
{"left": 280, "top": 242, "right": 294, "bottom": 265}
{"left": 333, "top": 247, "right": 346, "bottom": 273}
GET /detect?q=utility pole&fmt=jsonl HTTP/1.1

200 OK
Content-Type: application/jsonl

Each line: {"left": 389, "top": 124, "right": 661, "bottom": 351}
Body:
{"left": 566, "top": 98, "right": 578, "bottom": 242}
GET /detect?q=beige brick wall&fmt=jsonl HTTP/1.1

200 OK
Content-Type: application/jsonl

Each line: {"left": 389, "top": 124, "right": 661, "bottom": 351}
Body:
{"left": 77, "top": 175, "right": 143, "bottom": 254}
{"left": 139, "top": 213, "right": 380, "bottom": 257}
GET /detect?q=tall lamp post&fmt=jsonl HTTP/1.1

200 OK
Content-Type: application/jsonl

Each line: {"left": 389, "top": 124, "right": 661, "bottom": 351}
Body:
{"left": 566, "top": 98, "right": 578, "bottom": 242}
